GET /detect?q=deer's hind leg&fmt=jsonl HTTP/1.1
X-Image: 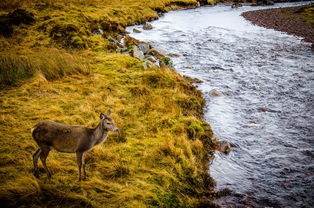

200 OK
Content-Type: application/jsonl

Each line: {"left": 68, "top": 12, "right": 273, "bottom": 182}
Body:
{"left": 33, "top": 148, "right": 42, "bottom": 178}
{"left": 76, "top": 152, "right": 86, "bottom": 181}
{"left": 40, "top": 146, "right": 52, "bottom": 178}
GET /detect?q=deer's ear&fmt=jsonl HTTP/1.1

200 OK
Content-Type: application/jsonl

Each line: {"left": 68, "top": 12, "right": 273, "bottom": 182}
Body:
{"left": 106, "top": 110, "right": 111, "bottom": 117}
{"left": 100, "top": 113, "right": 105, "bottom": 120}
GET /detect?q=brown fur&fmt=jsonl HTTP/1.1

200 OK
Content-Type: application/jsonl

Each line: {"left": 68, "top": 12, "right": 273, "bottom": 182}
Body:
{"left": 32, "top": 111, "right": 119, "bottom": 181}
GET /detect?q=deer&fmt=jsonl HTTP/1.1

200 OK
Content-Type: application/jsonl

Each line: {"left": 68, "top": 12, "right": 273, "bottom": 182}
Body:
{"left": 31, "top": 110, "right": 119, "bottom": 181}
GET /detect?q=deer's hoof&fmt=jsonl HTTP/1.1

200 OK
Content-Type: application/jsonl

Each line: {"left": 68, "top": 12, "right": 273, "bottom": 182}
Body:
{"left": 33, "top": 171, "right": 40, "bottom": 178}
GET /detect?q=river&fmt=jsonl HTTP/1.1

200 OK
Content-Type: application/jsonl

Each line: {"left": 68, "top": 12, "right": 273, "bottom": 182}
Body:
{"left": 127, "top": 2, "right": 314, "bottom": 207}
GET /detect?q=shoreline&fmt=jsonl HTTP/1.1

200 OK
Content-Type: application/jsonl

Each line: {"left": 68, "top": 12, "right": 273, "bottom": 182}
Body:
{"left": 242, "top": 4, "right": 314, "bottom": 43}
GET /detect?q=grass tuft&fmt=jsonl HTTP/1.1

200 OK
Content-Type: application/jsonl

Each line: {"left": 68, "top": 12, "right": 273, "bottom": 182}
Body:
{"left": 0, "top": 48, "right": 90, "bottom": 88}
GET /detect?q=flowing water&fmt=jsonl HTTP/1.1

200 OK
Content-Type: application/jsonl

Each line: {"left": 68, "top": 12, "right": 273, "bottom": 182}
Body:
{"left": 127, "top": 2, "right": 314, "bottom": 207}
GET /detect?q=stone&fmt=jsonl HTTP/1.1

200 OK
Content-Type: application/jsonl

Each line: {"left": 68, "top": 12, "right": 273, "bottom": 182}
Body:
{"left": 143, "top": 23, "right": 153, "bottom": 30}
{"left": 133, "top": 28, "right": 141, "bottom": 33}
{"left": 142, "top": 60, "right": 154, "bottom": 69}
{"left": 145, "top": 55, "right": 157, "bottom": 63}
{"left": 116, "top": 34, "right": 123, "bottom": 42}
{"left": 133, "top": 45, "right": 145, "bottom": 60}
{"left": 160, "top": 56, "right": 174, "bottom": 69}
{"left": 231, "top": 3, "right": 243, "bottom": 8}
{"left": 137, "top": 43, "right": 150, "bottom": 54}
{"left": 183, "top": 75, "right": 203, "bottom": 84}
{"left": 217, "top": 141, "right": 231, "bottom": 154}
{"left": 146, "top": 48, "right": 166, "bottom": 59}
{"left": 167, "top": 53, "right": 180, "bottom": 57}
{"left": 93, "top": 28, "right": 104, "bottom": 35}
{"left": 209, "top": 89, "right": 223, "bottom": 97}
{"left": 108, "top": 37, "right": 118, "bottom": 44}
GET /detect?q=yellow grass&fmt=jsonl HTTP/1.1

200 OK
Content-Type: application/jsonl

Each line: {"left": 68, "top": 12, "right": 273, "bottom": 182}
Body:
{"left": 0, "top": 0, "right": 220, "bottom": 207}
{"left": 0, "top": 52, "right": 216, "bottom": 207}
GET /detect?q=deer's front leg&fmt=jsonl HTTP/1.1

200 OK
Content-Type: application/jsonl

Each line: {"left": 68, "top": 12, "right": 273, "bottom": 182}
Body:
{"left": 82, "top": 153, "right": 86, "bottom": 180}
{"left": 76, "top": 152, "right": 84, "bottom": 181}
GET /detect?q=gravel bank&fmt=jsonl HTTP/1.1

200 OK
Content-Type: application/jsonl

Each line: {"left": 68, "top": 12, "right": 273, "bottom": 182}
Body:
{"left": 242, "top": 4, "right": 314, "bottom": 43}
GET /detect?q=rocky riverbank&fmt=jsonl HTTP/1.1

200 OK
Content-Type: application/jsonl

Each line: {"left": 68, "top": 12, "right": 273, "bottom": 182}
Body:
{"left": 242, "top": 4, "right": 314, "bottom": 43}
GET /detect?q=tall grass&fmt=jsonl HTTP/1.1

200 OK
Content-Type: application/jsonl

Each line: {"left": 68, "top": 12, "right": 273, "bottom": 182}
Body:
{"left": 0, "top": 48, "right": 90, "bottom": 88}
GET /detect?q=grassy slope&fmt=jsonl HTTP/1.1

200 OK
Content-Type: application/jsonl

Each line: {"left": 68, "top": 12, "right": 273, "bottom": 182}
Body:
{"left": 0, "top": 0, "right": 219, "bottom": 207}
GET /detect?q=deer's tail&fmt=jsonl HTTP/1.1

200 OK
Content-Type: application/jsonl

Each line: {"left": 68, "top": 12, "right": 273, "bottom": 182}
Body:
{"left": 31, "top": 123, "right": 41, "bottom": 139}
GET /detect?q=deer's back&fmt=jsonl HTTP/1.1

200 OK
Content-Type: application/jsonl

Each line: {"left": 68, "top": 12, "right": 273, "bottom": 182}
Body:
{"left": 32, "top": 121, "right": 93, "bottom": 153}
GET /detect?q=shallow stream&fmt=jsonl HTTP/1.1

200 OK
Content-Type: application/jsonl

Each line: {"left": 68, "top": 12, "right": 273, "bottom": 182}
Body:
{"left": 127, "top": 2, "right": 314, "bottom": 207}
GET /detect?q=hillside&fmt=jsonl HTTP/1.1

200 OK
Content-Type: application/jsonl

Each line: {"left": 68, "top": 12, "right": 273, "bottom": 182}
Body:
{"left": 0, "top": 0, "right": 221, "bottom": 207}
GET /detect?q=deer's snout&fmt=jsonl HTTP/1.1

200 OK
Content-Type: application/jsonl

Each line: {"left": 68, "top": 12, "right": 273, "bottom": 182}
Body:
{"left": 113, "top": 128, "right": 120, "bottom": 133}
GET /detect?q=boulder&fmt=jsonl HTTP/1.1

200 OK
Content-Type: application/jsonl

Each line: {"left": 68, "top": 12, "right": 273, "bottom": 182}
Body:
{"left": 143, "top": 23, "right": 153, "bottom": 30}
{"left": 137, "top": 43, "right": 150, "bottom": 54}
{"left": 146, "top": 48, "right": 166, "bottom": 59}
{"left": 133, "top": 45, "right": 145, "bottom": 60}
{"left": 145, "top": 55, "right": 157, "bottom": 63}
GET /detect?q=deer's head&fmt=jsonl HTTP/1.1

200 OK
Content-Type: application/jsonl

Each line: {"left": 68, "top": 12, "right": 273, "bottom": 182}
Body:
{"left": 100, "top": 110, "right": 119, "bottom": 133}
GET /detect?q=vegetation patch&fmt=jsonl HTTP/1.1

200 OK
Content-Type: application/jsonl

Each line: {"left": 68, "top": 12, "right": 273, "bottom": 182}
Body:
{"left": 0, "top": 0, "right": 221, "bottom": 207}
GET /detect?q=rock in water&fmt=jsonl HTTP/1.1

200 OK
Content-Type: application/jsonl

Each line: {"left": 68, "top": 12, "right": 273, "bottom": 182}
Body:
{"left": 231, "top": 3, "right": 243, "bottom": 8}
{"left": 218, "top": 141, "right": 231, "bottom": 154}
{"left": 133, "top": 28, "right": 142, "bottom": 33}
{"left": 143, "top": 23, "right": 153, "bottom": 30}
{"left": 209, "top": 89, "right": 223, "bottom": 97}
{"left": 133, "top": 46, "right": 145, "bottom": 60}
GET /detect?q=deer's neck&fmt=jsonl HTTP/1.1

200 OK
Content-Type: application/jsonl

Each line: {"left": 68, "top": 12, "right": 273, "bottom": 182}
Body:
{"left": 93, "top": 121, "right": 108, "bottom": 145}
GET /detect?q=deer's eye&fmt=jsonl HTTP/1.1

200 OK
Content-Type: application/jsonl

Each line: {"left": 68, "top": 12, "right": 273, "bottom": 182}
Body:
{"left": 106, "top": 122, "right": 111, "bottom": 125}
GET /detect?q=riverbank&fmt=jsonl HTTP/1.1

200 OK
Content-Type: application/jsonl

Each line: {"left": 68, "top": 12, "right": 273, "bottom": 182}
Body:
{"left": 242, "top": 4, "right": 314, "bottom": 43}
{"left": 0, "top": 1, "right": 221, "bottom": 208}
